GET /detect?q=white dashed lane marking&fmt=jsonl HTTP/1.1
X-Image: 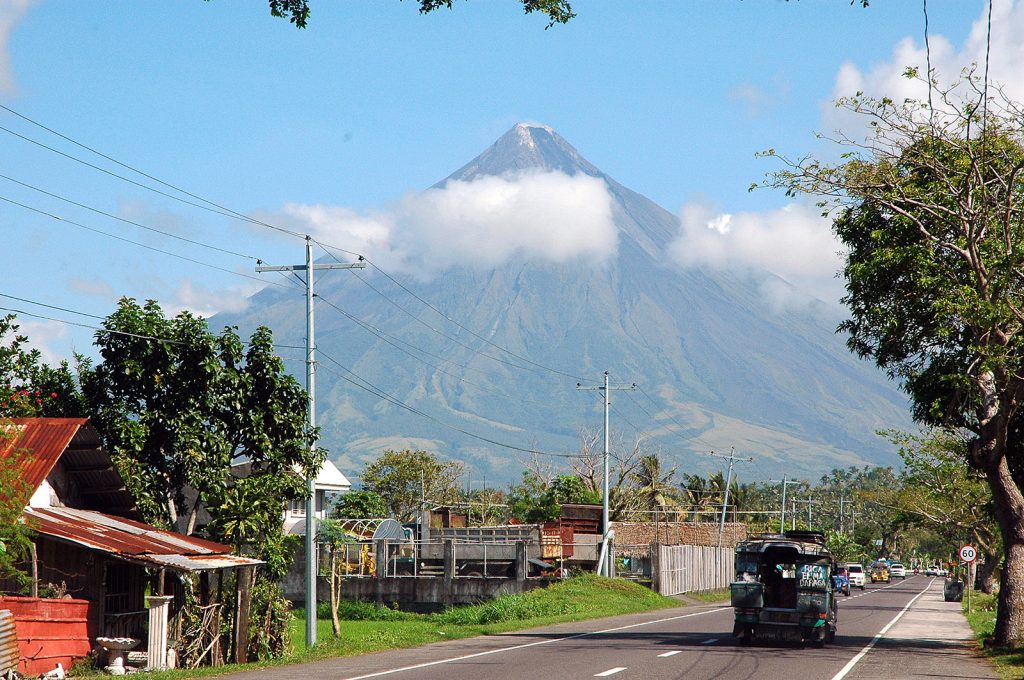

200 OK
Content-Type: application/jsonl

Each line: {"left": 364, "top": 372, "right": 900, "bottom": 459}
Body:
{"left": 595, "top": 668, "right": 627, "bottom": 677}
{"left": 657, "top": 651, "right": 682, "bottom": 658}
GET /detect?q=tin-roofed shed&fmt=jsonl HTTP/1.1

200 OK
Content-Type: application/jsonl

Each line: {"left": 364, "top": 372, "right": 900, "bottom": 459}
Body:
{"left": 0, "top": 418, "right": 263, "bottom": 671}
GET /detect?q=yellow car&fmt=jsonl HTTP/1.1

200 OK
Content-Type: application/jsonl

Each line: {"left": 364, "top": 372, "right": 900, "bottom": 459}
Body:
{"left": 869, "top": 564, "right": 890, "bottom": 583}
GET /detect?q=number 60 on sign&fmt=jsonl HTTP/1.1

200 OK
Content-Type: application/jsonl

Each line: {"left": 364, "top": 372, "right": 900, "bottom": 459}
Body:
{"left": 959, "top": 544, "right": 978, "bottom": 563}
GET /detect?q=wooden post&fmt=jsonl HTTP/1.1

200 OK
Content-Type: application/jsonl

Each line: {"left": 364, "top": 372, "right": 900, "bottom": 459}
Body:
{"left": 28, "top": 542, "right": 38, "bottom": 598}
{"left": 233, "top": 567, "right": 254, "bottom": 664}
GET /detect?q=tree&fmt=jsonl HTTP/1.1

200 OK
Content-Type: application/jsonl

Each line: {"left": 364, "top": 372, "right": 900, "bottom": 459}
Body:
{"left": 0, "top": 421, "right": 34, "bottom": 592}
{"left": 0, "top": 315, "right": 86, "bottom": 418}
{"left": 766, "top": 71, "right": 1024, "bottom": 645}
{"left": 332, "top": 489, "right": 388, "bottom": 519}
{"left": 362, "top": 448, "right": 464, "bottom": 521}
{"left": 244, "top": 0, "right": 574, "bottom": 29}
{"left": 885, "top": 429, "right": 999, "bottom": 592}
{"left": 83, "top": 299, "right": 322, "bottom": 576}
{"left": 629, "top": 454, "right": 682, "bottom": 515}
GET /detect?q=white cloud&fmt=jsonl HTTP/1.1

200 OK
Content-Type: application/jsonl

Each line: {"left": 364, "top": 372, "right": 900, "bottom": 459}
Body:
{"left": 18, "top": 319, "right": 67, "bottom": 365}
{"left": 160, "top": 280, "right": 259, "bottom": 318}
{"left": 0, "top": 0, "right": 34, "bottom": 95}
{"left": 824, "top": 0, "right": 1024, "bottom": 137}
{"left": 270, "top": 170, "right": 619, "bottom": 277}
{"left": 669, "top": 200, "right": 845, "bottom": 307}
{"left": 69, "top": 277, "right": 115, "bottom": 300}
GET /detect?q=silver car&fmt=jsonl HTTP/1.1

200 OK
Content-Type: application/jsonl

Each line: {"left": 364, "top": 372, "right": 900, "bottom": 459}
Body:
{"left": 889, "top": 563, "right": 907, "bottom": 578}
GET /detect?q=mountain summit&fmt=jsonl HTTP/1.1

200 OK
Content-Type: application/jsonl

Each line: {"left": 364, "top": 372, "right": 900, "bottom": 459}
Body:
{"left": 441, "top": 123, "right": 602, "bottom": 182}
{"left": 219, "top": 125, "right": 910, "bottom": 484}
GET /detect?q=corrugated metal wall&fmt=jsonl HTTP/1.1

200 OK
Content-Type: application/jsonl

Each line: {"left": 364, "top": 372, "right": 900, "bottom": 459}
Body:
{"left": 653, "top": 544, "right": 733, "bottom": 596}
{"left": 0, "top": 610, "right": 19, "bottom": 674}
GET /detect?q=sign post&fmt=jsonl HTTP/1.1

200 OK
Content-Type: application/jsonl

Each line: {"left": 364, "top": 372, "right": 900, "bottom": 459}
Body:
{"left": 959, "top": 544, "right": 978, "bottom": 613}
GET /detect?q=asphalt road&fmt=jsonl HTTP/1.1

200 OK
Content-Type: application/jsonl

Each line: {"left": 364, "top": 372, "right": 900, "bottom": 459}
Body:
{"left": 231, "top": 576, "right": 995, "bottom": 680}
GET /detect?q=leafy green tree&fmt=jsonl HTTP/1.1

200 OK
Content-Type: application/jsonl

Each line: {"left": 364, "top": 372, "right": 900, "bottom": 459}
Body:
{"left": 885, "top": 429, "right": 999, "bottom": 592}
{"left": 83, "top": 299, "right": 322, "bottom": 573}
{"left": 766, "top": 71, "right": 1024, "bottom": 645}
{"left": 0, "top": 315, "right": 85, "bottom": 418}
{"left": 0, "top": 421, "right": 34, "bottom": 591}
{"left": 332, "top": 489, "right": 388, "bottom": 519}
{"left": 508, "top": 473, "right": 597, "bottom": 523}
{"left": 362, "top": 448, "right": 464, "bottom": 522}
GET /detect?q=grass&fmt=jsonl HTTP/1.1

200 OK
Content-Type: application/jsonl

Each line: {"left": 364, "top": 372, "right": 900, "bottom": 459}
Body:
{"left": 962, "top": 590, "right": 1024, "bottom": 679}
{"left": 134, "top": 575, "right": 682, "bottom": 680}
{"left": 684, "top": 587, "right": 730, "bottom": 603}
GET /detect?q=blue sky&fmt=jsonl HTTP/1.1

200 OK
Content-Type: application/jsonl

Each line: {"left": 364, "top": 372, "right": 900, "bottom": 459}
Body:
{"left": 0, "top": 0, "right": 1000, "bottom": 362}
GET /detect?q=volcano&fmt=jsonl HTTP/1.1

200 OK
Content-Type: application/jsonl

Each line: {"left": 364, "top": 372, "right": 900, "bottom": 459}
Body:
{"left": 217, "top": 123, "right": 910, "bottom": 484}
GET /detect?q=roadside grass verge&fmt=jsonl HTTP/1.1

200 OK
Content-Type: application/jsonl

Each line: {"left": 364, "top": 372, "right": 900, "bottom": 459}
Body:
{"left": 135, "top": 574, "right": 681, "bottom": 680}
{"left": 962, "top": 591, "right": 1024, "bottom": 678}
{"left": 684, "top": 587, "right": 729, "bottom": 603}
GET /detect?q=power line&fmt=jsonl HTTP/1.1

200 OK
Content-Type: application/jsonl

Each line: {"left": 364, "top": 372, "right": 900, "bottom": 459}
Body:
{"left": 0, "top": 293, "right": 307, "bottom": 353}
{"left": 316, "top": 349, "right": 576, "bottom": 459}
{"left": 0, "top": 194, "right": 296, "bottom": 290}
{"left": 316, "top": 241, "right": 588, "bottom": 382}
{"left": 0, "top": 172, "right": 263, "bottom": 262}
{"left": 0, "top": 105, "right": 305, "bottom": 239}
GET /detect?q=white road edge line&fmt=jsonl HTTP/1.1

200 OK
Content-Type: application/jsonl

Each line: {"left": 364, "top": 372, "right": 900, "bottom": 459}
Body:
{"left": 595, "top": 668, "right": 627, "bottom": 677}
{"left": 830, "top": 580, "right": 934, "bottom": 680}
{"left": 657, "top": 651, "right": 682, "bottom": 657}
{"left": 341, "top": 606, "right": 731, "bottom": 680}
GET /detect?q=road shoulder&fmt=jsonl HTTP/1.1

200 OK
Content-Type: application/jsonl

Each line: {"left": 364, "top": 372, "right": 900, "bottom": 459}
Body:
{"left": 845, "top": 577, "right": 997, "bottom": 679}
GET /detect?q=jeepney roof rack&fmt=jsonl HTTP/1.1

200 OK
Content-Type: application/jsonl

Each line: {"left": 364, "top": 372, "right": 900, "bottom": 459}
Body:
{"left": 783, "top": 530, "right": 827, "bottom": 545}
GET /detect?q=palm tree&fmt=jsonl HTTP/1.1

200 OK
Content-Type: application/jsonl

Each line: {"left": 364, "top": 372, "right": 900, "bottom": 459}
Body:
{"left": 631, "top": 455, "right": 682, "bottom": 518}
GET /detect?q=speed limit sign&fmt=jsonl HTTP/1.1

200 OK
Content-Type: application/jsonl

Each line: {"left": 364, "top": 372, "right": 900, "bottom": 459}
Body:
{"left": 960, "top": 544, "right": 978, "bottom": 563}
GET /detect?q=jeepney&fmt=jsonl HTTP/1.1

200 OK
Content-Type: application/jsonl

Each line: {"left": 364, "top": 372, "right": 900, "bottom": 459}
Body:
{"left": 730, "top": 531, "right": 838, "bottom": 646}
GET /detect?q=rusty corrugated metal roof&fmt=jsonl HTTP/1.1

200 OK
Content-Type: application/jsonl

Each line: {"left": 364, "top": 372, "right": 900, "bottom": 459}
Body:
{"left": 0, "top": 418, "right": 87, "bottom": 495}
{"left": 24, "top": 507, "right": 263, "bottom": 573}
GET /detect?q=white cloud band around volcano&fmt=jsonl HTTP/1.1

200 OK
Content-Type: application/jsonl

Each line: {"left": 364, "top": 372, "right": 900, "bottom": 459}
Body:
{"left": 270, "top": 170, "right": 618, "bottom": 277}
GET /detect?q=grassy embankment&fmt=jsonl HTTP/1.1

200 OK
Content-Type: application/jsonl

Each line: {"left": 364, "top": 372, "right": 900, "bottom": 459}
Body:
{"left": 963, "top": 591, "right": 1024, "bottom": 678}
{"left": 135, "top": 574, "right": 683, "bottom": 680}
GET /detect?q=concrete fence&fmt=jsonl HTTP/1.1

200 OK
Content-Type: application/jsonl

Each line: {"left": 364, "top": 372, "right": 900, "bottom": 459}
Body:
{"left": 651, "top": 544, "right": 733, "bottom": 596}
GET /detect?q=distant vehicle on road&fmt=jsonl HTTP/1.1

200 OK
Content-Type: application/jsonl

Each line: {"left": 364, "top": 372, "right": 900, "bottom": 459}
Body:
{"left": 889, "top": 563, "right": 906, "bottom": 578}
{"left": 869, "top": 561, "right": 891, "bottom": 583}
{"left": 846, "top": 563, "right": 866, "bottom": 589}
{"left": 833, "top": 565, "right": 851, "bottom": 596}
{"left": 924, "top": 565, "right": 939, "bottom": 576}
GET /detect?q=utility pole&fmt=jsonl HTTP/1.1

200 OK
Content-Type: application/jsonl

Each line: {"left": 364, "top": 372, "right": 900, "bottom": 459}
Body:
{"left": 256, "top": 236, "right": 364, "bottom": 648}
{"left": 770, "top": 476, "right": 800, "bottom": 534}
{"left": 794, "top": 498, "right": 820, "bottom": 529}
{"left": 838, "top": 497, "right": 850, "bottom": 534}
{"left": 709, "top": 447, "right": 753, "bottom": 547}
{"left": 577, "top": 371, "right": 636, "bottom": 576}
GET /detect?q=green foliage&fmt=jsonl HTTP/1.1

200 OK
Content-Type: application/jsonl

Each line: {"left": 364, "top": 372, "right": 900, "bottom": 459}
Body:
{"left": 84, "top": 298, "right": 322, "bottom": 585}
{"left": 0, "top": 314, "right": 86, "bottom": 418}
{"left": 824, "top": 530, "right": 864, "bottom": 564}
{"left": 247, "top": 576, "right": 293, "bottom": 661}
{"left": 247, "top": 0, "right": 576, "bottom": 29}
{"left": 362, "top": 448, "right": 463, "bottom": 521}
{"left": 507, "top": 472, "right": 597, "bottom": 523}
{"left": 0, "top": 421, "right": 33, "bottom": 590}
{"left": 332, "top": 489, "right": 388, "bottom": 519}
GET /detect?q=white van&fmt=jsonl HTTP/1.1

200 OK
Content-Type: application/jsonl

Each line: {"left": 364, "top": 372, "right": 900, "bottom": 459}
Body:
{"left": 846, "top": 563, "right": 866, "bottom": 589}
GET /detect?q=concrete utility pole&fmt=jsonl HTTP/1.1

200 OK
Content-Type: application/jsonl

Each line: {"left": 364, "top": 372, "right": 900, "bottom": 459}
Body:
{"left": 770, "top": 475, "right": 800, "bottom": 534}
{"left": 794, "top": 497, "right": 820, "bottom": 529}
{"left": 256, "top": 236, "right": 364, "bottom": 648}
{"left": 838, "top": 497, "right": 851, "bottom": 533}
{"left": 577, "top": 371, "right": 636, "bottom": 577}
{"left": 709, "top": 447, "right": 753, "bottom": 547}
